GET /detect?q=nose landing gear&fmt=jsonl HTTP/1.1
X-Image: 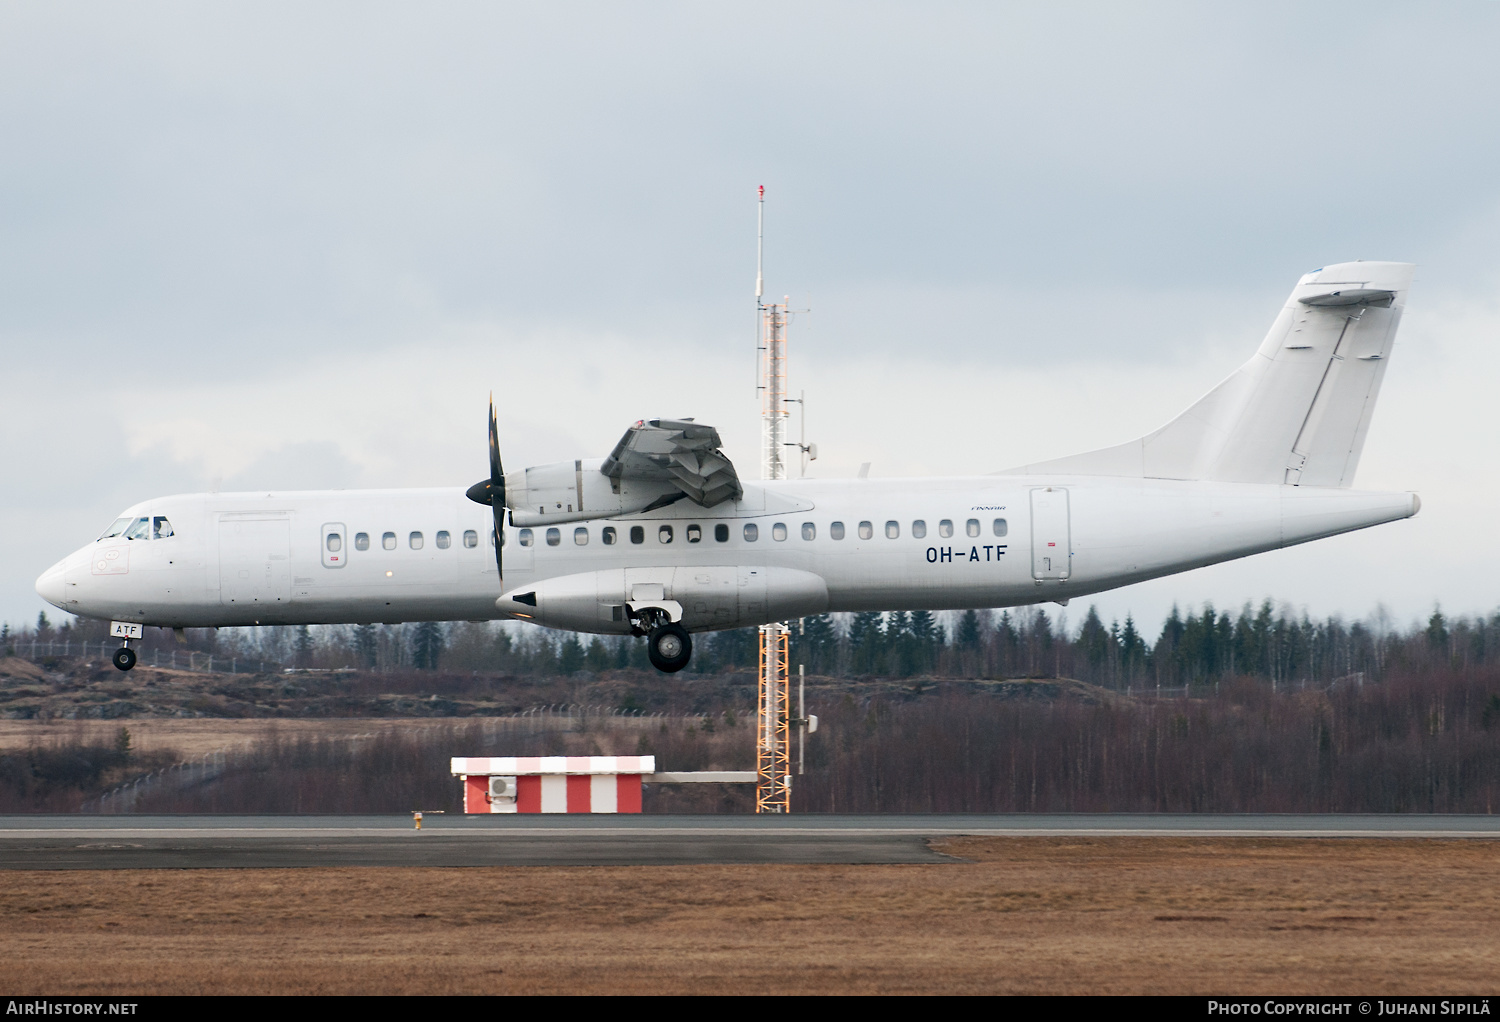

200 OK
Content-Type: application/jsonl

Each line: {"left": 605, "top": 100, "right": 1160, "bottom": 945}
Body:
{"left": 109, "top": 621, "right": 143, "bottom": 672}
{"left": 647, "top": 622, "right": 692, "bottom": 674}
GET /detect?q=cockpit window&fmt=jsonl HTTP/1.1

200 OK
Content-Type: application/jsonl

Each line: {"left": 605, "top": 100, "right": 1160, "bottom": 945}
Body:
{"left": 123, "top": 517, "right": 151, "bottom": 541}
{"left": 153, "top": 517, "right": 174, "bottom": 540}
{"left": 99, "top": 517, "right": 133, "bottom": 540}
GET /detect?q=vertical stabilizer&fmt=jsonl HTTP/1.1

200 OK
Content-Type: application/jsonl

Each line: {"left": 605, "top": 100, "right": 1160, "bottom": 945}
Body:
{"left": 1002, "top": 261, "right": 1414, "bottom": 486}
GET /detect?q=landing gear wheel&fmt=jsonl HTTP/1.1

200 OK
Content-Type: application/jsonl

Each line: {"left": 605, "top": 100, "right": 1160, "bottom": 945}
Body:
{"left": 112, "top": 647, "right": 137, "bottom": 672}
{"left": 647, "top": 622, "right": 692, "bottom": 673}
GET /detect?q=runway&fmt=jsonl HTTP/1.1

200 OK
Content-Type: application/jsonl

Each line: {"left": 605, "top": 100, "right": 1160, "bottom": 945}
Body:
{"left": 1, "top": 813, "right": 1497, "bottom": 869}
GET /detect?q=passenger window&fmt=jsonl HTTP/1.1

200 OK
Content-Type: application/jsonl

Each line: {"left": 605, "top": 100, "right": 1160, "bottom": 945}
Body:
{"left": 519, "top": 529, "right": 534, "bottom": 548}
{"left": 659, "top": 525, "right": 673, "bottom": 544}
{"left": 830, "top": 521, "right": 845, "bottom": 540}
{"left": 355, "top": 532, "right": 370, "bottom": 551}
{"left": 966, "top": 519, "right": 980, "bottom": 538}
{"left": 574, "top": 527, "right": 588, "bottom": 546}
{"left": 715, "top": 523, "right": 729, "bottom": 542}
{"left": 124, "top": 517, "right": 151, "bottom": 541}
{"left": 912, "top": 520, "right": 926, "bottom": 539}
{"left": 687, "top": 524, "right": 702, "bottom": 543}
{"left": 993, "top": 518, "right": 1008, "bottom": 537}
{"left": 858, "top": 521, "right": 873, "bottom": 540}
{"left": 939, "top": 519, "right": 953, "bottom": 538}
{"left": 801, "top": 522, "right": 815, "bottom": 540}
{"left": 744, "top": 523, "right": 759, "bottom": 542}
{"left": 630, "top": 526, "right": 644, "bottom": 544}
{"left": 410, "top": 532, "right": 424, "bottom": 550}
{"left": 153, "top": 516, "right": 174, "bottom": 540}
{"left": 546, "top": 527, "right": 561, "bottom": 547}
{"left": 772, "top": 522, "right": 787, "bottom": 541}
{"left": 463, "top": 530, "right": 478, "bottom": 548}
{"left": 100, "top": 517, "right": 133, "bottom": 540}
{"left": 326, "top": 534, "right": 342, "bottom": 553}
{"left": 382, "top": 532, "right": 397, "bottom": 550}
{"left": 885, "top": 521, "right": 900, "bottom": 539}
{"left": 603, "top": 527, "right": 617, "bottom": 545}
{"left": 436, "top": 531, "right": 451, "bottom": 549}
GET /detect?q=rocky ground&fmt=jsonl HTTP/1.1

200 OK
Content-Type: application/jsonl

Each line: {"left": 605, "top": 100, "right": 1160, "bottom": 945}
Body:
{"left": 0, "top": 654, "right": 1118, "bottom": 722}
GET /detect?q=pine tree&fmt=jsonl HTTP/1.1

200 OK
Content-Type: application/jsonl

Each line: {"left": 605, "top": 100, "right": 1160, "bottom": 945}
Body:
{"left": 957, "top": 609, "right": 981, "bottom": 649}
{"left": 1427, "top": 606, "right": 1450, "bottom": 653}
{"left": 1120, "top": 614, "right": 1147, "bottom": 685}
{"left": 1075, "top": 605, "right": 1111, "bottom": 682}
{"left": 995, "top": 611, "right": 1020, "bottom": 677}
{"left": 847, "top": 612, "right": 885, "bottom": 675}
{"left": 586, "top": 637, "right": 611, "bottom": 672}
{"left": 353, "top": 624, "right": 378, "bottom": 668}
{"left": 907, "top": 610, "right": 938, "bottom": 676}
{"left": 411, "top": 621, "right": 446, "bottom": 670}
{"left": 1027, "top": 609, "right": 1054, "bottom": 677}
{"left": 793, "top": 614, "right": 837, "bottom": 675}
{"left": 294, "top": 625, "right": 314, "bottom": 667}
{"left": 557, "top": 634, "right": 585, "bottom": 675}
{"left": 1152, "top": 605, "right": 1186, "bottom": 687}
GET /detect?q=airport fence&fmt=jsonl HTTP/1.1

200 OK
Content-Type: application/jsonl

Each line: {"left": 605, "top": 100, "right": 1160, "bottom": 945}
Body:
{"left": 17, "top": 639, "right": 281, "bottom": 675}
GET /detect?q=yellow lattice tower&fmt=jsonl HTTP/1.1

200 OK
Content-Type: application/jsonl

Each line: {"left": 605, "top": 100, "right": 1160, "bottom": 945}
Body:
{"left": 756, "top": 622, "right": 792, "bottom": 812}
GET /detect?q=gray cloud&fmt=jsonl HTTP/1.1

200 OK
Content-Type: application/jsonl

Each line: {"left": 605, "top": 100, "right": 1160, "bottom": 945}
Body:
{"left": 5, "top": 2, "right": 1499, "bottom": 627}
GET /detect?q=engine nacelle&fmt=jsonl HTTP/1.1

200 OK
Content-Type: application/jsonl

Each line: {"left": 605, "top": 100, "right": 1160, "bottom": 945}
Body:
{"left": 496, "top": 565, "right": 829, "bottom": 634}
{"left": 505, "top": 458, "right": 678, "bottom": 527}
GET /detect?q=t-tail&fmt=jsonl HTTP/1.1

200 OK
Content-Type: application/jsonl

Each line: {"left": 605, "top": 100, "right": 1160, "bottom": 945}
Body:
{"left": 1005, "top": 261, "right": 1415, "bottom": 486}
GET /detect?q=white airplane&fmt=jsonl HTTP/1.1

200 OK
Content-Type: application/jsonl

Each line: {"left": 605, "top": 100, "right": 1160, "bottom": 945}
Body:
{"left": 37, "top": 261, "right": 1420, "bottom": 674}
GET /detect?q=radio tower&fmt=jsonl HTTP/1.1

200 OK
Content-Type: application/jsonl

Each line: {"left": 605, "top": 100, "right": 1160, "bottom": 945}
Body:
{"left": 755, "top": 185, "right": 792, "bottom": 813}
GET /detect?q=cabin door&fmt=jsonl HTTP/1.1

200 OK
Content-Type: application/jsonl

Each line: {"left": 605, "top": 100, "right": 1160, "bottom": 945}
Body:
{"left": 1030, "top": 488, "right": 1071, "bottom": 580}
{"left": 219, "top": 517, "right": 293, "bottom": 608}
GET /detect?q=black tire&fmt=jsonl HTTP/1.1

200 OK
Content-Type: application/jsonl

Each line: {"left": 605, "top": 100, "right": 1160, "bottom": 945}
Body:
{"left": 647, "top": 623, "right": 692, "bottom": 673}
{"left": 112, "top": 647, "right": 137, "bottom": 672}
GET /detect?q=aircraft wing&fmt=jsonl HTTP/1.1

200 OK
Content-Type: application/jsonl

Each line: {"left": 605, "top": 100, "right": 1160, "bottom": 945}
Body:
{"left": 600, "top": 419, "right": 743, "bottom": 507}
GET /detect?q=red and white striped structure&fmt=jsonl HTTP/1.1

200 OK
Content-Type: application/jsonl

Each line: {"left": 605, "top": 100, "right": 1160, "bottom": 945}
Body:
{"left": 452, "top": 756, "right": 655, "bottom": 814}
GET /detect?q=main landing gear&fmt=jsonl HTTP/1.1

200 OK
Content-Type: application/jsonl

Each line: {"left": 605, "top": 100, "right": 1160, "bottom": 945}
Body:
{"left": 646, "top": 622, "right": 692, "bottom": 674}
{"left": 628, "top": 607, "right": 693, "bottom": 673}
{"left": 112, "top": 645, "right": 137, "bottom": 672}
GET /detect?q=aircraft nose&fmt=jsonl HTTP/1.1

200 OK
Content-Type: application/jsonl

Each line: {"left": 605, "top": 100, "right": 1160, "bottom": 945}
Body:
{"left": 35, "top": 562, "right": 69, "bottom": 610}
{"left": 36, "top": 549, "right": 87, "bottom": 613}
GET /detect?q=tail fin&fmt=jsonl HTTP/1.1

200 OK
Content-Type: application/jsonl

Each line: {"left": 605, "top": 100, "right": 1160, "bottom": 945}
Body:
{"left": 1004, "top": 261, "right": 1414, "bottom": 487}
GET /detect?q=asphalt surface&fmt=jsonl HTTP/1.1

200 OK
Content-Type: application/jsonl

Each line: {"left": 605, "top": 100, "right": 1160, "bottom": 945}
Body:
{"left": 1, "top": 814, "right": 1496, "bottom": 869}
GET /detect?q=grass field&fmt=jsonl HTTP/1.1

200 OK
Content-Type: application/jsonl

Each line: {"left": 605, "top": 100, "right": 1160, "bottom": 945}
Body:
{"left": 1, "top": 837, "right": 1496, "bottom": 995}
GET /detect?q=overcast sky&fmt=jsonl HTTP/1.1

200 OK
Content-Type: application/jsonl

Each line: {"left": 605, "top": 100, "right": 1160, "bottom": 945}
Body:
{"left": 4, "top": 2, "right": 1499, "bottom": 634}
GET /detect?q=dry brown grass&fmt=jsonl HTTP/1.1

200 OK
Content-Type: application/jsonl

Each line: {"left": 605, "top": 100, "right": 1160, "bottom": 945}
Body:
{"left": 1, "top": 837, "right": 1497, "bottom": 995}
{"left": 0, "top": 717, "right": 472, "bottom": 759}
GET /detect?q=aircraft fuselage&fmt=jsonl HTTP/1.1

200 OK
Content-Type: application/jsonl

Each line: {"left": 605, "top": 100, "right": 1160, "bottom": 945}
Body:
{"left": 35, "top": 476, "right": 1418, "bottom": 634}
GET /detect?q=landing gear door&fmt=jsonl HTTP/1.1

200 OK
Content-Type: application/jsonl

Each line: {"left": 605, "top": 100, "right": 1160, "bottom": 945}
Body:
{"left": 1030, "top": 487, "right": 1070, "bottom": 580}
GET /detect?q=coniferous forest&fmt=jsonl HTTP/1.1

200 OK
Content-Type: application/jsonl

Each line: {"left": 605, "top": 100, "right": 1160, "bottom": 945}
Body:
{"left": 4, "top": 602, "right": 1500, "bottom": 814}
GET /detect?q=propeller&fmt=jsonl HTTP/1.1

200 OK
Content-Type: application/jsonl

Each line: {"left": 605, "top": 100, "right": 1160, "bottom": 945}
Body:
{"left": 464, "top": 395, "right": 506, "bottom": 582}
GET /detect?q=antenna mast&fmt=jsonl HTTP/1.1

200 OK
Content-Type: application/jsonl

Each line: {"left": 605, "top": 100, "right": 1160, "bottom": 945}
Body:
{"left": 755, "top": 185, "right": 792, "bottom": 813}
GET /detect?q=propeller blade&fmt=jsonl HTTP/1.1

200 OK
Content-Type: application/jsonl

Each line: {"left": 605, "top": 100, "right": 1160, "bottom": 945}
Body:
{"left": 488, "top": 396, "right": 505, "bottom": 582}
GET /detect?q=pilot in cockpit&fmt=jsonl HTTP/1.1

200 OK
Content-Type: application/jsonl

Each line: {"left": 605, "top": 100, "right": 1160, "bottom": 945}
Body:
{"left": 99, "top": 515, "right": 174, "bottom": 540}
